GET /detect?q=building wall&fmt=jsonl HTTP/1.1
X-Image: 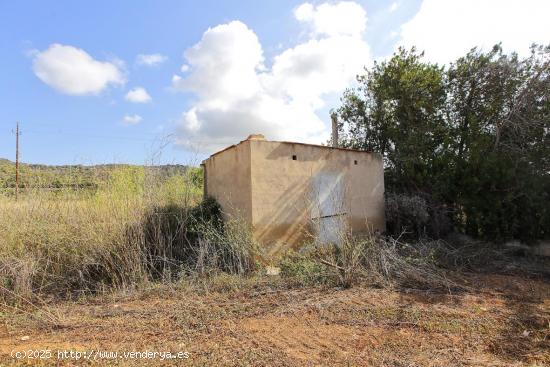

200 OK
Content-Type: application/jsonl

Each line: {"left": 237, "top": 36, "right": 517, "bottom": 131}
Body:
{"left": 249, "top": 140, "right": 385, "bottom": 255}
{"left": 203, "top": 139, "right": 385, "bottom": 255}
{"left": 203, "top": 140, "right": 252, "bottom": 223}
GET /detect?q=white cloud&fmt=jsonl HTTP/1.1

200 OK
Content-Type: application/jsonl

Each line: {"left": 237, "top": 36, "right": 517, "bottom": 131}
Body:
{"left": 263, "top": 36, "right": 369, "bottom": 108}
{"left": 32, "top": 44, "right": 125, "bottom": 95}
{"left": 122, "top": 114, "right": 142, "bottom": 125}
{"left": 389, "top": 2, "right": 399, "bottom": 12}
{"left": 398, "top": 0, "right": 550, "bottom": 64}
{"left": 136, "top": 53, "right": 167, "bottom": 66}
{"left": 173, "top": 2, "right": 371, "bottom": 152}
{"left": 173, "top": 21, "right": 264, "bottom": 102}
{"left": 125, "top": 87, "right": 152, "bottom": 103}
{"left": 294, "top": 1, "right": 367, "bottom": 37}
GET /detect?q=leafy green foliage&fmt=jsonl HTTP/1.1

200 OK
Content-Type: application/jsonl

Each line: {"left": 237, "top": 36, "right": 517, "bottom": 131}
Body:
{"left": 338, "top": 45, "right": 550, "bottom": 243}
{"left": 280, "top": 248, "right": 329, "bottom": 286}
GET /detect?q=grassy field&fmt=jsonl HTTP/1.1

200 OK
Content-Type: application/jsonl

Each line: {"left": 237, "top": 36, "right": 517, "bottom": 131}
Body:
{"left": 0, "top": 158, "right": 191, "bottom": 192}
{"left": 0, "top": 162, "right": 548, "bottom": 366}
{"left": 0, "top": 164, "right": 211, "bottom": 300}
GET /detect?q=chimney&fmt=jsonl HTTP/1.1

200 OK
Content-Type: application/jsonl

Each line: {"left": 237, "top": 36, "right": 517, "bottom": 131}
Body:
{"left": 331, "top": 112, "right": 339, "bottom": 148}
{"left": 246, "top": 134, "right": 266, "bottom": 141}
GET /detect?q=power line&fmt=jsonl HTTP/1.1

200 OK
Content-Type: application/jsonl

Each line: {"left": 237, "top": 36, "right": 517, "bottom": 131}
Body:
{"left": 23, "top": 129, "right": 169, "bottom": 142}
{"left": 2, "top": 124, "right": 216, "bottom": 146}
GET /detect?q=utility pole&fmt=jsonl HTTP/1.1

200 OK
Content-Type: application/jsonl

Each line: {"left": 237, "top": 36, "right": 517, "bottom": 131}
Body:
{"left": 14, "top": 122, "right": 20, "bottom": 201}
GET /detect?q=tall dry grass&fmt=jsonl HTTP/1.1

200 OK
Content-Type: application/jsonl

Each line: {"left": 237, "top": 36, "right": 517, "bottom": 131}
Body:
{"left": 0, "top": 166, "right": 257, "bottom": 304}
{"left": 280, "top": 235, "right": 458, "bottom": 290}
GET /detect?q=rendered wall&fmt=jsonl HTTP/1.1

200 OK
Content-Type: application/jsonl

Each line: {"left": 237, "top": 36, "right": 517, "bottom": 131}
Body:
{"left": 203, "top": 141, "right": 252, "bottom": 223}
{"left": 249, "top": 141, "right": 385, "bottom": 255}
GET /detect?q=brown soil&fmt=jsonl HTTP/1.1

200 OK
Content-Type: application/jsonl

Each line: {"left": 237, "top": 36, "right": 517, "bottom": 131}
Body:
{"left": 1, "top": 273, "right": 549, "bottom": 366}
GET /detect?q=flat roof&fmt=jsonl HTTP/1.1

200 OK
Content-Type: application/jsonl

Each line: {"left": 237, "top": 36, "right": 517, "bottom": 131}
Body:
{"left": 202, "top": 137, "right": 376, "bottom": 163}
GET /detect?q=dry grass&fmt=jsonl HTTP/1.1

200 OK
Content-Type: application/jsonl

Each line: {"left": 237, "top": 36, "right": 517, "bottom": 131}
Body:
{"left": 0, "top": 166, "right": 259, "bottom": 305}
{"left": 1, "top": 164, "right": 549, "bottom": 366}
{"left": 0, "top": 167, "right": 150, "bottom": 301}
{"left": 281, "top": 236, "right": 467, "bottom": 291}
{"left": 0, "top": 272, "right": 548, "bottom": 366}
{"left": 280, "top": 232, "right": 550, "bottom": 293}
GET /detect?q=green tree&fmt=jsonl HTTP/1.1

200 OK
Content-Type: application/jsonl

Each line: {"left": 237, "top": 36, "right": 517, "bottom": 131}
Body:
{"left": 337, "top": 45, "right": 550, "bottom": 242}
{"left": 446, "top": 45, "right": 550, "bottom": 241}
{"left": 339, "top": 48, "right": 449, "bottom": 194}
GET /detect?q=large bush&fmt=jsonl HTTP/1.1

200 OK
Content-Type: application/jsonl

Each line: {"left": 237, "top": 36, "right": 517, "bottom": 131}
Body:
{"left": 337, "top": 45, "right": 550, "bottom": 243}
{"left": 385, "top": 193, "right": 452, "bottom": 240}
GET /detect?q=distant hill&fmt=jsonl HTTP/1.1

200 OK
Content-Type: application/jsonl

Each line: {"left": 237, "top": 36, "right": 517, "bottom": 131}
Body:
{"left": 0, "top": 159, "right": 194, "bottom": 189}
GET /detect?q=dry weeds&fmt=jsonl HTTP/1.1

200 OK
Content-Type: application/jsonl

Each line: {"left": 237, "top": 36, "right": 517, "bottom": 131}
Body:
{"left": 1, "top": 272, "right": 548, "bottom": 366}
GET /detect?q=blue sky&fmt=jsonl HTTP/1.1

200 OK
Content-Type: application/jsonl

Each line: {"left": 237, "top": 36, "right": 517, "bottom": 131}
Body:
{"left": 0, "top": 0, "right": 547, "bottom": 166}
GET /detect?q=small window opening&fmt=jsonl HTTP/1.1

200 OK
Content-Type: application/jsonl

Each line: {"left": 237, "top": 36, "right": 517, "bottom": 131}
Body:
{"left": 292, "top": 155, "right": 297, "bottom": 160}
{"left": 354, "top": 160, "right": 358, "bottom": 165}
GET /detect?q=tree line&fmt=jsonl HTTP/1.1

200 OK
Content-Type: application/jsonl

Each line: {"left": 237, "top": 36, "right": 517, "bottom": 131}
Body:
{"left": 336, "top": 44, "right": 550, "bottom": 243}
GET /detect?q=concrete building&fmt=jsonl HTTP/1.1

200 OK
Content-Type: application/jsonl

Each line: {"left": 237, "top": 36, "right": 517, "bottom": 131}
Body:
{"left": 201, "top": 134, "right": 385, "bottom": 255}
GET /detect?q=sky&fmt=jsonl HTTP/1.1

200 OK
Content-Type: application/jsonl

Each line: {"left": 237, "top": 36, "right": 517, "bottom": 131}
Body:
{"left": 0, "top": 0, "right": 548, "bottom": 166}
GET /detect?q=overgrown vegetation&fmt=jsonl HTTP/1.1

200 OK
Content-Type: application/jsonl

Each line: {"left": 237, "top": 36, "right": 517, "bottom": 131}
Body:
{"left": 280, "top": 233, "right": 549, "bottom": 292}
{"left": 1, "top": 45, "right": 549, "bottom": 312}
{"left": 336, "top": 44, "right": 550, "bottom": 243}
{"left": 0, "top": 166, "right": 258, "bottom": 304}
{"left": 0, "top": 158, "right": 194, "bottom": 192}
{"left": 5, "top": 162, "right": 542, "bottom": 306}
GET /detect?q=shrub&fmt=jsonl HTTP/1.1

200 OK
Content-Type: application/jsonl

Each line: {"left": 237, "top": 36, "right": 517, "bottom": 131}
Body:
{"left": 279, "top": 247, "right": 329, "bottom": 287}
{"left": 279, "top": 234, "right": 460, "bottom": 291}
{"left": 189, "top": 216, "right": 259, "bottom": 276}
{"left": 385, "top": 192, "right": 452, "bottom": 239}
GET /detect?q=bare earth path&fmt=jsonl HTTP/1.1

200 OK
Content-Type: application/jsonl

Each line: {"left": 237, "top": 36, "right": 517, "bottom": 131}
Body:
{"left": 1, "top": 273, "right": 549, "bottom": 366}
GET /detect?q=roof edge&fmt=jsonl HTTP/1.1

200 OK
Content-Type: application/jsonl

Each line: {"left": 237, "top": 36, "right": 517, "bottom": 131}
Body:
{"left": 202, "top": 138, "right": 377, "bottom": 163}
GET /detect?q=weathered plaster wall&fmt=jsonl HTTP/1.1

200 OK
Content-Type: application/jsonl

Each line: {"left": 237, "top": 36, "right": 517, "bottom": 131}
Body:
{"left": 203, "top": 138, "right": 385, "bottom": 255}
{"left": 249, "top": 140, "right": 385, "bottom": 255}
{"left": 203, "top": 140, "right": 252, "bottom": 223}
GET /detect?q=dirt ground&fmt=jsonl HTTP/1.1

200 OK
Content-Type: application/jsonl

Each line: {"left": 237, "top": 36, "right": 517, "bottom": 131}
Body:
{"left": 1, "top": 272, "right": 549, "bottom": 366}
